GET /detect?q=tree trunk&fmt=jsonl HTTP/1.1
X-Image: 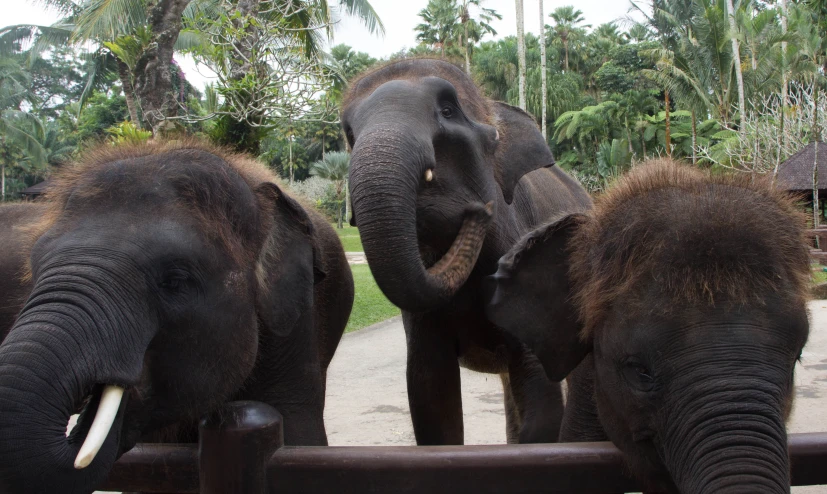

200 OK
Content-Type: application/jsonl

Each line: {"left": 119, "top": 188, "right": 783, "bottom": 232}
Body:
{"left": 464, "top": 20, "right": 471, "bottom": 75}
{"left": 665, "top": 90, "right": 672, "bottom": 157}
{"left": 692, "top": 108, "right": 697, "bottom": 166}
{"left": 725, "top": 0, "right": 746, "bottom": 134}
{"left": 815, "top": 141, "right": 820, "bottom": 233}
{"left": 780, "top": 0, "right": 788, "bottom": 150}
{"left": 133, "top": 0, "right": 192, "bottom": 135}
{"left": 117, "top": 60, "right": 141, "bottom": 129}
{"left": 539, "top": 0, "right": 547, "bottom": 140}
{"left": 564, "top": 38, "right": 569, "bottom": 72}
{"left": 773, "top": 124, "right": 782, "bottom": 185}
{"left": 814, "top": 82, "right": 820, "bottom": 234}
{"left": 515, "top": 0, "right": 527, "bottom": 110}
{"left": 1, "top": 162, "right": 5, "bottom": 202}
{"left": 289, "top": 136, "right": 294, "bottom": 185}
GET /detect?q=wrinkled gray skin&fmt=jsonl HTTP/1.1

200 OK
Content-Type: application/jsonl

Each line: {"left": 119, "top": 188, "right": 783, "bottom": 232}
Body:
{"left": 342, "top": 59, "right": 592, "bottom": 445}
{"left": 0, "top": 147, "right": 354, "bottom": 494}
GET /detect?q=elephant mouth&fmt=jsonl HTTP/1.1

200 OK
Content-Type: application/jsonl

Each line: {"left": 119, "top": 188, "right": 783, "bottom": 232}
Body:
{"left": 68, "top": 383, "right": 127, "bottom": 469}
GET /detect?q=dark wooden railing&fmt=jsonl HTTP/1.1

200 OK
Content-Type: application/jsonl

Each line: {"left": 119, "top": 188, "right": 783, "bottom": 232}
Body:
{"left": 98, "top": 401, "right": 827, "bottom": 494}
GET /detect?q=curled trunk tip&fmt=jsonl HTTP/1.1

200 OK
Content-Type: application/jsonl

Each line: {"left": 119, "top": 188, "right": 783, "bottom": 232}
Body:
{"left": 427, "top": 201, "right": 494, "bottom": 294}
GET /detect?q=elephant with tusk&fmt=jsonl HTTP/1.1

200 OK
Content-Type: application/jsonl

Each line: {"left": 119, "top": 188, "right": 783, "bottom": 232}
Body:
{"left": 341, "top": 58, "right": 592, "bottom": 445}
{"left": 0, "top": 140, "right": 354, "bottom": 494}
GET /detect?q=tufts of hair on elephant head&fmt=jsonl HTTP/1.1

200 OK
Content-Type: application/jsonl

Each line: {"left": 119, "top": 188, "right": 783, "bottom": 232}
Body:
{"left": 0, "top": 138, "right": 354, "bottom": 494}
{"left": 486, "top": 158, "right": 811, "bottom": 494}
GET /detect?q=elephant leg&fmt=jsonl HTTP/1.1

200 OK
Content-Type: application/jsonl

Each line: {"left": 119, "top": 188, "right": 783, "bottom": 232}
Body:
{"left": 559, "top": 355, "right": 606, "bottom": 443}
{"left": 404, "top": 311, "right": 464, "bottom": 445}
{"left": 500, "top": 373, "right": 521, "bottom": 444}
{"left": 505, "top": 345, "right": 564, "bottom": 444}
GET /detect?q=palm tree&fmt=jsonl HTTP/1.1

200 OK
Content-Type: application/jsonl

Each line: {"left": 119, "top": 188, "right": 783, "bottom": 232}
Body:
{"left": 805, "top": 0, "right": 827, "bottom": 229}
{"left": 780, "top": 0, "right": 789, "bottom": 148}
{"left": 0, "top": 111, "right": 48, "bottom": 201}
{"left": 515, "top": 0, "right": 526, "bottom": 109}
{"left": 416, "top": 0, "right": 460, "bottom": 57}
{"left": 458, "top": 0, "right": 501, "bottom": 74}
{"left": 554, "top": 100, "right": 621, "bottom": 156}
{"left": 724, "top": 0, "right": 747, "bottom": 133}
{"left": 3, "top": 0, "right": 384, "bottom": 135}
{"left": 310, "top": 151, "right": 350, "bottom": 228}
{"left": 539, "top": 0, "right": 547, "bottom": 139}
{"left": 549, "top": 6, "right": 589, "bottom": 72}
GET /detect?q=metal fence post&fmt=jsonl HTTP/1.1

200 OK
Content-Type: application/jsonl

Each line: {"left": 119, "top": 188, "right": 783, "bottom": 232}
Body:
{"left": 199, "top": 401, "right": 283, "bottom": 494}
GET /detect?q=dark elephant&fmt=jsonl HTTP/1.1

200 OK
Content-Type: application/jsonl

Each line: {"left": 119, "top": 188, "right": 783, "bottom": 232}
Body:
{"left": 341, "top": 58, "right": 592, "bottom": 445}
{"left": 486, "top": 161, "right": 811, "bottom": 493}
{"left": 0, "top": 141, "right": 354, "bottom": 494}
{"left": 0, "top": 203, "right": 43, "bottom": 333}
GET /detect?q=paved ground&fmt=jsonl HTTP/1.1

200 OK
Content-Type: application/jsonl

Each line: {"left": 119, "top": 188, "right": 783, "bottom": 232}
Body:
{"left": 324, "top": 302, "right": 827, "bottom": 491}
{"left": 345, "top": 252, "right": 367, "bottom": 265}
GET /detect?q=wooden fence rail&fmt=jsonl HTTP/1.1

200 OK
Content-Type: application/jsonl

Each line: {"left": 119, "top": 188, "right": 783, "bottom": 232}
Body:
{"left": 98, "top": 401, "right": 827, "bottom": 494}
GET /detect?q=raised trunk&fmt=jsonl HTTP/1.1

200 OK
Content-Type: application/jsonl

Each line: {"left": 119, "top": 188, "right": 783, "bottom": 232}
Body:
{"left": 0, "top": 264, "right": 151, "bottom": 493}
{"left": 133, "top": 0, "right": 192, "bottom": 135}
{"left": 540, "top": 0, "right": 547, "bottom": 140}
{"left": 349, "top": 127, "right": 492, "bottom": 312}
{"left": 117, "top": 60, "right": 141, "bottom": 129}
{"left": 515, "top": 0, "right": 527, "bottom": 110}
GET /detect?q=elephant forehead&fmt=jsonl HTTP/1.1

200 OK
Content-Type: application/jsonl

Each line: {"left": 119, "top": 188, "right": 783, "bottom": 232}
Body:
{"left": 343, "top": 58, "right": 492, "bottom": 123}
{"left": 569, "top": 160, "right": 811, "bottom": 338}
{"left": 24, "top": 141, "right": 274, "bottom": 272}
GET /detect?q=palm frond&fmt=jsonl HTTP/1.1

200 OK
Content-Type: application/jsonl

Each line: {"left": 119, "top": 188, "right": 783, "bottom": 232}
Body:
{"left": 336, "top": 0, "right": 386, "bottom": 36}
{"left": 72, "top": 0, "right": 147, "bottom": 42}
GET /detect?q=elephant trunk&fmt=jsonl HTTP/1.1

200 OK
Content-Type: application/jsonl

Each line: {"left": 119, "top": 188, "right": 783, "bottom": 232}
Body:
{"left": 349, "top": 125, "right": 492, "bottom": 312}
{"left": 661, "top": 369, "right": 790, "bottom": 494}
{"left": 0, "top": 262, "right": 151, "bottom": 494}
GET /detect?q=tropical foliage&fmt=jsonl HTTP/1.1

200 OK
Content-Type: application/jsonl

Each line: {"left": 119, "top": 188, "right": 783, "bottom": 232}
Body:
{"left": 4, "top": 0, "right": 827, "bottom": 207}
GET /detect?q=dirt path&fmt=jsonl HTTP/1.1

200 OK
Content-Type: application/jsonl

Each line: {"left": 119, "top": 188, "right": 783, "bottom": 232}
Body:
{"left": 324, "top": 302, "right": 827, "bottom": 491}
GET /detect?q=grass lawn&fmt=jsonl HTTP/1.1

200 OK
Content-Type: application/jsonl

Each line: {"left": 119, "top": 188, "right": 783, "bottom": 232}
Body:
{"left": 813, "top": 268, "right": 827, "bottom": 284}
{"left": 334, "top": 225, "right": 363, "bottom": 252}
{"left": 346, "top": 264, "right": 400, "bottom": 333}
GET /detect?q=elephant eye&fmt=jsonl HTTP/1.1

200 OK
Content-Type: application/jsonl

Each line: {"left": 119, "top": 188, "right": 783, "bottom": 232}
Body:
{"left": 160, "top": 268, "right": 192, "bottom": 293}
{"left": 623, "top": 360, "right": 656, "bottom": 392}
{"left": 441, "top": 106, "right": 454, "bottom": 118}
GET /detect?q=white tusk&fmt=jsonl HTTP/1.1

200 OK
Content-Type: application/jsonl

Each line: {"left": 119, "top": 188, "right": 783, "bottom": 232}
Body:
{"left": 495, "top": 129, "right": 500, "bottom": 141}
{"left": 74, "top": 385, "right": 124, "bottom": 469}
{"left": 425, "top": 169, "right": 434, "bottom": 182}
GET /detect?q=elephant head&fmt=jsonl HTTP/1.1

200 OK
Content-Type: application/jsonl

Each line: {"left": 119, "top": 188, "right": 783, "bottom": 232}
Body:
{"left": 0, "top": 142, "right": 320, "bottom": 494}
{"left": 341, "top": 59, "right": 555, "bottom": 311}
{"left": 486, "top": 161, "right": 811, "bottom": 493}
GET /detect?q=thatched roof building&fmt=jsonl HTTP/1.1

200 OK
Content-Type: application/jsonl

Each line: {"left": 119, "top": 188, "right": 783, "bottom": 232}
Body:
{"left": 776, "top": 142, "right": 827, "bottom": 194}
{"left": 19, "top": 180, "right": 50, "bottom": 200}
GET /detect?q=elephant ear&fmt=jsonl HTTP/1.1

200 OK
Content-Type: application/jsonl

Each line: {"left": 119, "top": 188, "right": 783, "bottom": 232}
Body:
{"left": 493, "top": 102, "right": 556, "bottom": 204}
{"left": 254, "top": 182, "right": 325, "bottom": 337}
{"left": 485, "top": 213, "right": 591, "bottom": 381}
